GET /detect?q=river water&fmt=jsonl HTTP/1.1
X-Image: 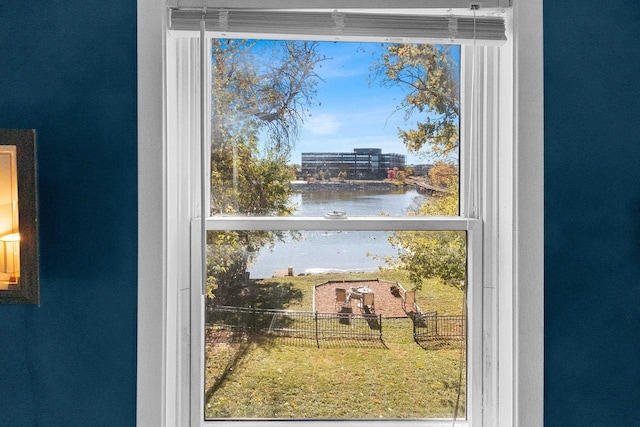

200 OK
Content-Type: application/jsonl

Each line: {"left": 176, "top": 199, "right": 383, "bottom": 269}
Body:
{"left": 248, "top": 188, "right": 426, "bottom": 279}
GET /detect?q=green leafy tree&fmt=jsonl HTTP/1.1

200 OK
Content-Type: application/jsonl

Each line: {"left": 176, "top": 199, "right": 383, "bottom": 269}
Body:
{"left": 208, "top": 40, "right": 325, "bottom": 304}
{"left": 371, "top": 44, "right": 459, "bottom": 158}
{"left": 373, "top": 43, "right": 463, "bottom": 288}
{"left": 387, "top": 180, "right": 465, "bottom": 289}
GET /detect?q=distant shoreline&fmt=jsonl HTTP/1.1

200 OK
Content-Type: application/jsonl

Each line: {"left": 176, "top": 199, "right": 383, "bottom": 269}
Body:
{"left": 290, "top": 180, "right": 404, "bottom": 192}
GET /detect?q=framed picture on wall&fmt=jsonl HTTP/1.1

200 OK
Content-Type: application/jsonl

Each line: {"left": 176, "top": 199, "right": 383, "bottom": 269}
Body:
{"left": 0, "top": 129, "right": 39, "bottom": 304}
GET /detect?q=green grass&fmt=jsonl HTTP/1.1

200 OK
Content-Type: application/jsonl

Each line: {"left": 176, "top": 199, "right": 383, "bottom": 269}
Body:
{"left": 205, "top": 270, "right": 466, "bottom": 419}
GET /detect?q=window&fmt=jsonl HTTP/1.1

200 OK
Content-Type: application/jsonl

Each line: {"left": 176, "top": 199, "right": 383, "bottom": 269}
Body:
{"left": 198, "top": 35, "right": 478, "bottom": 422}
{"left": 137, "top": 2, "right": 543, "bottom": 427}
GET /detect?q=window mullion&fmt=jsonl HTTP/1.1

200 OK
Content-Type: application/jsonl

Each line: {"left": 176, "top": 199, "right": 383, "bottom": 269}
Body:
{"left": 205, "top": 216, "right": 480, "bottom": 232}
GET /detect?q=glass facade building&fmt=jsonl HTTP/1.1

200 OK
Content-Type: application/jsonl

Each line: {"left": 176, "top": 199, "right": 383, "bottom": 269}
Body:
{"left": 301, "top": 148, "right": 406, "bottom": 180}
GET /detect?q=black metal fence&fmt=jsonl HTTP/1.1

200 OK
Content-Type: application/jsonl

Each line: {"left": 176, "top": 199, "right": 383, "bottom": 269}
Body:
{"left": 208, "top": 305, "right": 382, "bottom": 346}
{"left": 413, "top": 311, "right": 466, "bottom": 344}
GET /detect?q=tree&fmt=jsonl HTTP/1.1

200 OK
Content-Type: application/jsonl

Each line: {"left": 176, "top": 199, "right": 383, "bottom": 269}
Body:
{"left": 428, "top": 161, "right": 458, "bottom": 188}
{"left": 208, "top": 40, "right": 325, "bottom": 303}
{"left": 212, "top": 39, "right": 324, "bottom": 156}
{"left": 372, "top": 43, "right": 464, "bottom": 288}
{"left": 371, "top": 44, "right": 459, "bottom": 158}
{"left": 387, "top": 180, "right": 466, "bottom": 289}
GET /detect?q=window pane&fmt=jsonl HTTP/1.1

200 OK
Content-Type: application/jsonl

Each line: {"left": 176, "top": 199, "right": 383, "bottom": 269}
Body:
{"left": 210, "top": 39, "right": 460, "bottom": 217}
{"left": 205, "top": 230, "right": 467, "bottom": 419}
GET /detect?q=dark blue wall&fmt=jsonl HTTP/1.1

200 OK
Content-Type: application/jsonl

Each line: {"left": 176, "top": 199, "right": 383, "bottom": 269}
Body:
{"left": 544, "top": 1, "right": 640, "bottom": 426}
{"left": 1, "top": 0, "right": 639, "bottom": 426}
{"left": 0, "top": 1, "right": 137, "bottom": 426}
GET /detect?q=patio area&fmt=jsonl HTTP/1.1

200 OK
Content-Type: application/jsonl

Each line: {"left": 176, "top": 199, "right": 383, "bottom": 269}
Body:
{"left": 313, "top": 279, "right": 412, "bottom": 318}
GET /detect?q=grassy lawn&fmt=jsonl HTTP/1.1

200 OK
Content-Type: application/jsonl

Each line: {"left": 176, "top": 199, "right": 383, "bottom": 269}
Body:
{"left": 205, "top": 269, "right": 466, "bottom": 419}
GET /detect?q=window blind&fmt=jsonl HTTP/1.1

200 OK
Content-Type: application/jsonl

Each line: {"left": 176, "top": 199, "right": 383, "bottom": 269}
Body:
{"left": 169, "top": 8, "right": 507, "bottom": 45}
{"left": 167, "top": 0, "right": 511, "bottom": 9}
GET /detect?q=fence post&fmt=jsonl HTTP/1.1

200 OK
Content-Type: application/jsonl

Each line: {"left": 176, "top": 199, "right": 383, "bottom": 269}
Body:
{"left": 314, "top": 311, "right": 319, "bottom": 348}
{"left": 252, "top": 306, "right": 256, "bottom": 334}
{"left": 412, "top": 315, "right": 417, "bottom": 342}
{"left": 378, "top": 314, "right": 383, "bottom": 340}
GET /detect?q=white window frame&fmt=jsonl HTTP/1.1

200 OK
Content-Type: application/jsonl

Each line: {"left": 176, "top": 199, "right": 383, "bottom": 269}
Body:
{"left": 192, "top": 217, "right": 483, "bottom": 427}
{"left": 137, "top": 1, "right": 543, "bottom": 426}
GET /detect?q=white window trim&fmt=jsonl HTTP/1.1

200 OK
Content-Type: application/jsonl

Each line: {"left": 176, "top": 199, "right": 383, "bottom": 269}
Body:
{"left": 137, "top": 1, "right": 543, "bottom": 426}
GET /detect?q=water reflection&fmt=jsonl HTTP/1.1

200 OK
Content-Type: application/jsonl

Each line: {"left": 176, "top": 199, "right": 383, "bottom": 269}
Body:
{"left": 289, "top": 188, "right": 424, "bottom": 217}
{"left": 249, "top": 189, "right": 425, "bottom": 278}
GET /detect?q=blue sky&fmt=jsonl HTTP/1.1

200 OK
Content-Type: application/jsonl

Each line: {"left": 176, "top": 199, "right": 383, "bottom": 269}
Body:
{"left": 237, "top": 40, "right": 459, "bottom": 165}
{"left": 295, "top": 41, "right": 421, "bottom": 165}
{"left": 292, "top": 41, "right": 459, "bottom": 166}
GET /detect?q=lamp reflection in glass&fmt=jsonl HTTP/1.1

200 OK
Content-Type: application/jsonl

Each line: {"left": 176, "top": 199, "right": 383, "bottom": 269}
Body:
{"left": 1, "top": 233, "right": 20, "bottom": 284}
{"left": 0, "top": 129, "right": 38, "bottom": 304}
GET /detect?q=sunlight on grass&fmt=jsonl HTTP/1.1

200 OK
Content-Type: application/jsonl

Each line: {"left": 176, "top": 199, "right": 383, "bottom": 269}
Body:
{"left": 205, "top": 270, "right": 466, "bottom": 419}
